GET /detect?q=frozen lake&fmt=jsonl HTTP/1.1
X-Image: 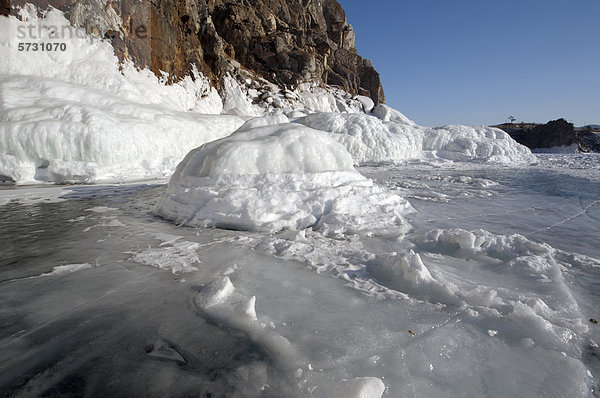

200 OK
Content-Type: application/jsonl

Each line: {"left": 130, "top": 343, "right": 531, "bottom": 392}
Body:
{"left": 1, "top": 154, "right": 599, "bottom": 397}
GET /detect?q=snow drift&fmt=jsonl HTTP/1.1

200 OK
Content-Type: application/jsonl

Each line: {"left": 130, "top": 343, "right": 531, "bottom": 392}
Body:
{"left": 0, "top": 7, "right": 242, "bottom": 184}
{"left": 154, "top": 121, "right": 412, "bottom": 233}
{"left": 300, "top": 111, "right": 536, "bottom": 164}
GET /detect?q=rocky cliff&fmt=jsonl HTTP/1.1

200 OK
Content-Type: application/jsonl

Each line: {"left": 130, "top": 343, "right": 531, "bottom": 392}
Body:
{"left": 4, "top": 0, "right": 384, "bottom": 104}
{"left": 494, "top": 118, "right": 600, "bottom": 153}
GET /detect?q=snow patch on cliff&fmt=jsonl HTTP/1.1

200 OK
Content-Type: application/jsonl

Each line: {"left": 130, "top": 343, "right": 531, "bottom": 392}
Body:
{"left": 0, "top": 7, "right": 241, "bottom": 184}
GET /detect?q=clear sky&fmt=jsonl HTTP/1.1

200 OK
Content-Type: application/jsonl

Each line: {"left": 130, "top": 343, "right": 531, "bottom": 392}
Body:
{"left": 338, "top": 0, "right": 600, "bottom": 127}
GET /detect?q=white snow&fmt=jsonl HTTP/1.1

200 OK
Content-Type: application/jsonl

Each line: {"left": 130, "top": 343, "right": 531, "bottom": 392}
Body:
{"left": 40, "top": 263, "right": 92, "bottom": 277}
{"left": 154, "top": 123, "right": 412, "bottom": 233}
{"left": 131, "top": 240, "right": 201, "bottom": 274}
{"left": 0, "top": 7, "right": 538, "bottom": 185}
{"left": 0, "top": 8, "right": 244, "bottom": 184}
{"left": 332, "top": 377, "right": 386, "bottom": 398}
{"left": 169, "top": 123, "right": 356, "bottom": 177}
{"left": 300, "top": 112, "right": 423, "bottom": 162}
{"left": 237, "top": 114, "right": 290, "bottom": 132}
{"left": 198, "top": 277, "right": 236, "bottom": 307}
{"left": 372, "top": 103, "right": 416, "bottom": 125}
{"left": 222, "top": 74, "right": 265, "bottom": 117}
{"left": 422, "top": 124, "right": 536, "bottom": 163}
{"left": 300, "top": 112, "right": 535, "bottom": 164}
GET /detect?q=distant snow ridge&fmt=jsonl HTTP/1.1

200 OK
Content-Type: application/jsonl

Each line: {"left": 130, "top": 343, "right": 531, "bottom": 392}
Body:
{"left": 422, "top": 124, "right": 536, "bottom": 163}
{"left": 301, "top": 110, "right": 535, "bottom": 164}
{"left": 154, "top": 119, "right": 412, "bottom": 233}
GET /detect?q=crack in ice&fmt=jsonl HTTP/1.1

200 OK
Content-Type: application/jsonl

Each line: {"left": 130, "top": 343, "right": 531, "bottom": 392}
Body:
{"left": 530, "top": 200, "right": 600, "bottom": 234}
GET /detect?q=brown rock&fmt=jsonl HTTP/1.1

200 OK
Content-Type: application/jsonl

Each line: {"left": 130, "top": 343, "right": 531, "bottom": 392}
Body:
{"left": 7, "top": 0, "right": 385, "bottom": 104}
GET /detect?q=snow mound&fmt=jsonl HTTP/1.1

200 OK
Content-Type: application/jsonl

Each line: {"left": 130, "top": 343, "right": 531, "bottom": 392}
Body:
{"left": 0, "top": 8, "right": 242, "bottom": 184}
{"left": 154, "top": 124, "right": 412, "bottom": 233}
{"left": 178, "top": 124, "right": 355, "bottom": 176}
{"left": 300, "top": 112, "right": 422, "bottom": 163}
{"left": 422, "top": 125, "right": 536, "bottom": 163}
{"left": 300, "top": 112, "right": 535, "bottom": 164}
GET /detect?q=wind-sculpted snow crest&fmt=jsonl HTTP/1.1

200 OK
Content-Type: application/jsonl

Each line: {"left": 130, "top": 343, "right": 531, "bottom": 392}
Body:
{"left": 154, "top": 121, "right": 413, "bottom": 234}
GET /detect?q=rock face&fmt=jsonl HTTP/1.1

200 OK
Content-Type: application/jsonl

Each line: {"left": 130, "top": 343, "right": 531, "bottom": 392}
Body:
{"left": 6, "top": 0, "right": 385, "bottom": 104}
{"left": 500, "top": 119, "right": 577, "bottom": 149}
{"left": 576, "top": 129, "right": 600, "bottom": 153}
{"left": 494, "top": 118, "right": 600, "bottom": 153}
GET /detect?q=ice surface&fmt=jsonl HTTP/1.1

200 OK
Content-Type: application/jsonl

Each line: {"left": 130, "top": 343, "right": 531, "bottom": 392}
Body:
{"left": 532, "top": 143, "right": 580, "bottom": 154}
{"left": 154, "top": 123, "right": 412, "bottom": 233}
{"left": 1, "top": 159, "right": 599, "bottom": 397}
{"left": 1, "top": 6, "right": 599, "bottom": 397}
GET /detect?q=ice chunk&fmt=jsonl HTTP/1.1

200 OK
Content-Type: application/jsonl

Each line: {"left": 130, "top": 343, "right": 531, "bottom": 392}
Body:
{"left": 332, "top": 377, "right": 385, "bottom": 398}
{"left": 356, "top": 96, "right": 375, "bottom": 113}
{"left": 411, "top": 228, "right": 588, "bottom": 350}
{"left": 222, "top": 74, "right": 264, "bottom": 116}
{"left": 366, "top": 250, "right": 458, "bottom": 304}
{"left": 146, "top": 339, "right": 187, "bottom": 364}
{"left": 422, "top": 125, "right": 536, "bottom": 163}
{"left": 236, "top": 296, "right": 258, "bottom": 321}
{"left": 197, "top": 277, "right": 236, "bottom": 308}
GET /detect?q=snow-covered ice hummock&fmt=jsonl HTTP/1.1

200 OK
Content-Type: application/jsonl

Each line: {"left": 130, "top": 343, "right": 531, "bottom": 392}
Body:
{"left": 0, "top": 6, "right": 243, "bottom": 184}
{"left": 154, "top": 119, "right": 412, "bottom": 234}
{"left": 300, "top": 105, "right": 536, "bottom": 165}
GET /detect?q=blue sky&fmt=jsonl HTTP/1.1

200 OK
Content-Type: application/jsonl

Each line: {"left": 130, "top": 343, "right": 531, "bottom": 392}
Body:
{"left": 338, "top": 0, "right": 600, "bottom": 126}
